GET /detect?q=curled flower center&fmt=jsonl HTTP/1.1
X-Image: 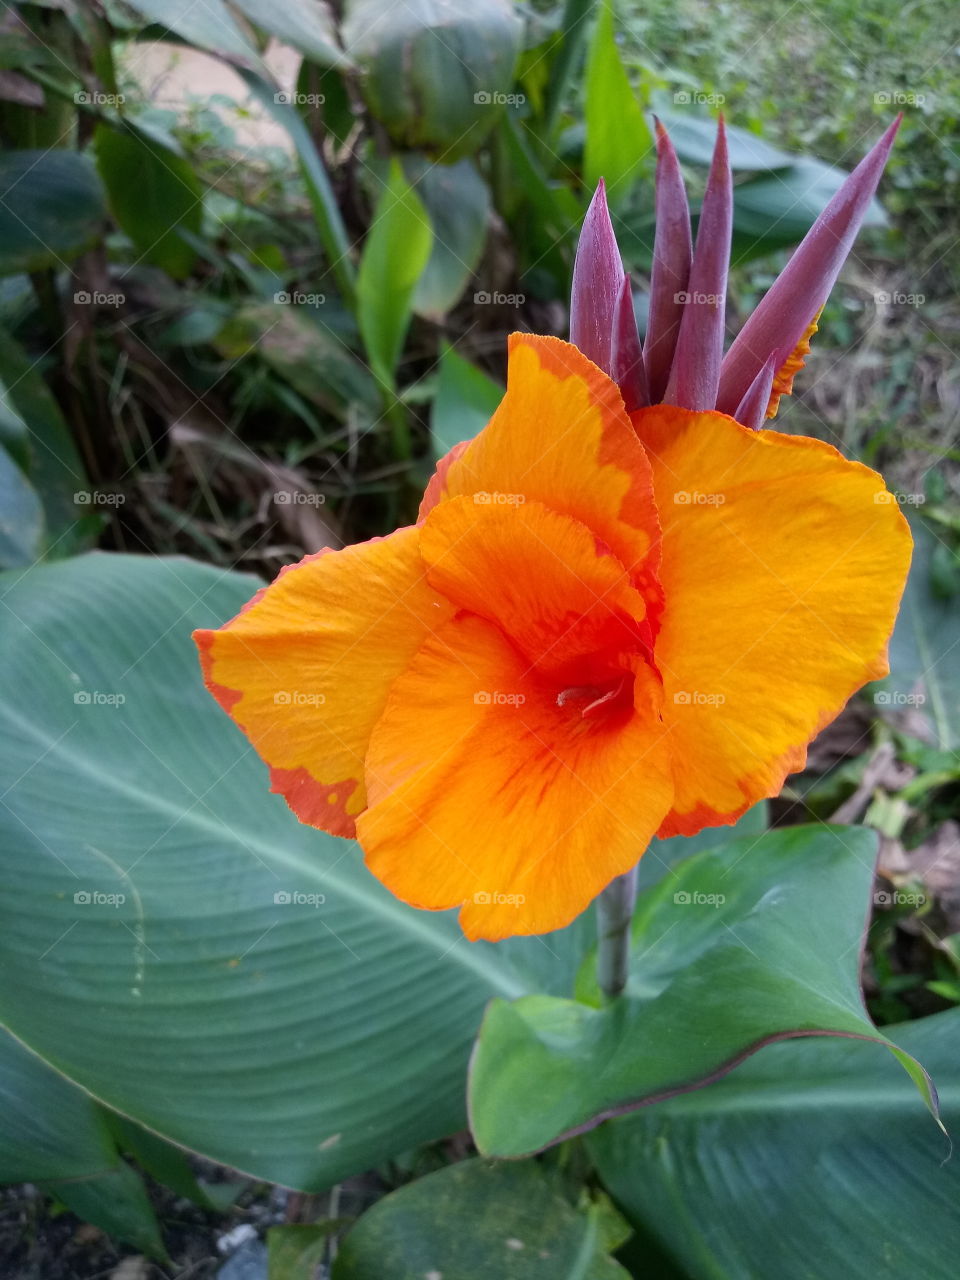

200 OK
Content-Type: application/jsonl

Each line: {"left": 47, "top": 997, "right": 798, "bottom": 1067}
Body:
{"left": 556, "top": 674, "right": 632, "bottom": 721}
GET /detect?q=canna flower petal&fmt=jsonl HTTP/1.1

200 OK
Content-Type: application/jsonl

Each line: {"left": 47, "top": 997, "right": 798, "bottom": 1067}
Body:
{"left": 358, "top": 609, "right": 673, "bottom": 940}
{"left": 631, "top": 403, "right": 912, "bottom": 836}
{"left": 194, "top": 529, "right": 454, "bottom": 836}
{"left": 420, "top": 333, "right": 663, "bottom": 606}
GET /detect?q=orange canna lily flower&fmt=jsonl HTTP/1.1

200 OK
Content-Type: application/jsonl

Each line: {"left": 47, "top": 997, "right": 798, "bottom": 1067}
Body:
{"left": 195, "top": 121, "right": 912, "bottom": 943}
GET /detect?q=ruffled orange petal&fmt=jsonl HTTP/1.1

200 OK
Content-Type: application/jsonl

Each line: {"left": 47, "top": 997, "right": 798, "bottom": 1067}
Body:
{"left": 419, "top": 333, "right": 662, "bottom": 611}
{"left": 419, "top": 496, "right": 652, "bottom": 675}
{"left": 194, "top": 528, "right": 454, "bottom": 836}
{"left": 358, "top": 613, "right": 673, "bottom": 940}
{"left": 631, "top": 403, "right": 912, "bottom": 837}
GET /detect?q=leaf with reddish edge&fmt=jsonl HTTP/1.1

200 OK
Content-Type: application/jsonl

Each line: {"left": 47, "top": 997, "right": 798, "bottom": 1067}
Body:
{"left": 716, "top": 116, "right": 901, "bottom": 416}
{"left": 665, "top": 115, "right": 732, "bottom": 412}
{"left": 468, "top": 824, "right": 941, "bottom": 1158}
{"left": 643, "top": 120, "right": 693, "bottom": 403}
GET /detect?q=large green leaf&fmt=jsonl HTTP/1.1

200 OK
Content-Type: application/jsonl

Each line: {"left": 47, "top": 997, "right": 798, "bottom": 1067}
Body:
{"left": 342, "top": 0, "right": 522, "bottom": 159}
{"left": 431, "top": 343, "right": 503, "bottom": 457}
{"left": 0, "top": 1028, "right": 115, "bottom": 1183}
{"left": 0, "top": 439, "right": 43, "bottom": 567}
{"left": 876, "top": 515, "right": 960, "bottom": 750}
{"left": 730, "top": 155, "right": 887, "bottom": 259}
{"left": 589, "top": 1008, "right": 960, "bottom": 1280}
{"left": 333, "top": 1158, "right": 630, "bottom": 1279}
{"left": 583, "top": 0, "right": 653, "bottom": 204}
{"left": 0, "top": 553, "right": 589, "bottom": 1190}
{"left": 657, "top": 111, "right": 794, "bottom": 171}
{"left": 404, "top": 155, "right": 491, "bottom": 320}
{"left": 94, "top": 121, "right": 203, "bottom": 278}
{"left": 357, "top": 160, "right": 433, "bottom": 389}
{"left": 0, "top": 150, "right": 105, "bottom": 275}
{"left": 0, "top": 326, "right": 95, "bottom": 558}
{"left": 635, "top": 800, "right": 767, "bottom": 893}
{"left": 469, "top": 825, "right": 937, "bottom": 1157}
{"left": 231, "top": 0, "right": 349, "bottom": 69}
{"left": 0, "top": 1029, "right": 167, "bottom": 1257}
{"left": 123, "top": 0, "right": 259, "bottom": 64}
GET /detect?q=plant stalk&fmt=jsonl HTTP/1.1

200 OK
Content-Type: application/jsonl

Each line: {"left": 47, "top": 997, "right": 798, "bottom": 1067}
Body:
{"left": 596, "top": 865, "right": 637, "bottom": 998}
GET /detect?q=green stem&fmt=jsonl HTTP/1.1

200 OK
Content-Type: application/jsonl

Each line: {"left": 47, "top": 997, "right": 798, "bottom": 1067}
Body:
{"left": 596, "top": 865, "right": 637, "bottom": 998}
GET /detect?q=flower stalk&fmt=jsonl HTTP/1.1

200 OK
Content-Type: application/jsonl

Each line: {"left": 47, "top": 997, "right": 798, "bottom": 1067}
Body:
{"left": 596, "top": 866, "right": 638, "bottom": 998}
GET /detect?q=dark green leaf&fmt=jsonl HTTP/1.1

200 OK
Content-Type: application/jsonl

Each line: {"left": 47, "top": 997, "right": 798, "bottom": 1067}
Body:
{"left": 0, "top": 326, "right": 95, "bottom": 557}
{"left": 431, "top": 343, "right": 502, "bottom": 456}
{"left": 231, "top": 0, "right": 350, "bottom": 69}
{"left": 0, "top": 439, "right": 43, "bottom": 567}
{"left": 589, "top": 1009, "right": 960, "bottom": 1280}
{"left": 0, "top": 1027, "right": 116, "bottom": 1183}
{"left": 876, "top": 515, "right": 960, "bottom": 749}
{"left": 342, "top": 0, "right": 522, "bottom": 159}
{"left": 333, "top": 1158, "right": 630, "bottom": 1279}
{"left": 469, "top": 825, "right": 937, "bottom": 1157}
{"left": 403, "top": 155, "right": 491, "bottom": 320}
{"left": 47, "top": 1161, "right": 167, "bottom": 1261}
{"left": 0, "top": 150, "right": 105, "bottom": 275}
{"left": 95, "top": 120, "right": 203, "bottom": 278}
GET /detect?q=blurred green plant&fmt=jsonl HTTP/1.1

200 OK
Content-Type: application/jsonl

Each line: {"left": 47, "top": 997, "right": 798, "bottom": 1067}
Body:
{"left": 0, "top": 0, "right": 892, "bottom": 565}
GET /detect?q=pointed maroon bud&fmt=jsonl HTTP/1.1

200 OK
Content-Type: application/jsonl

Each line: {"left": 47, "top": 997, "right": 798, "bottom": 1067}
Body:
{"left": 612, "top": 276, "right": 649, "bottom": 411}
{"left": 733, "top": 353, "right": 778, "bottom": 430}
{"left": 665, "top": 115, "right": 732, "bottom": 411}
{"left": 643, "top": 119, "right": 693, "bottom": 402}
{"left": 717, "top": 116, "right": 901, "bottom": 417}
{"left": 570, "top": 179, "right": 624, "bottom": 376}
